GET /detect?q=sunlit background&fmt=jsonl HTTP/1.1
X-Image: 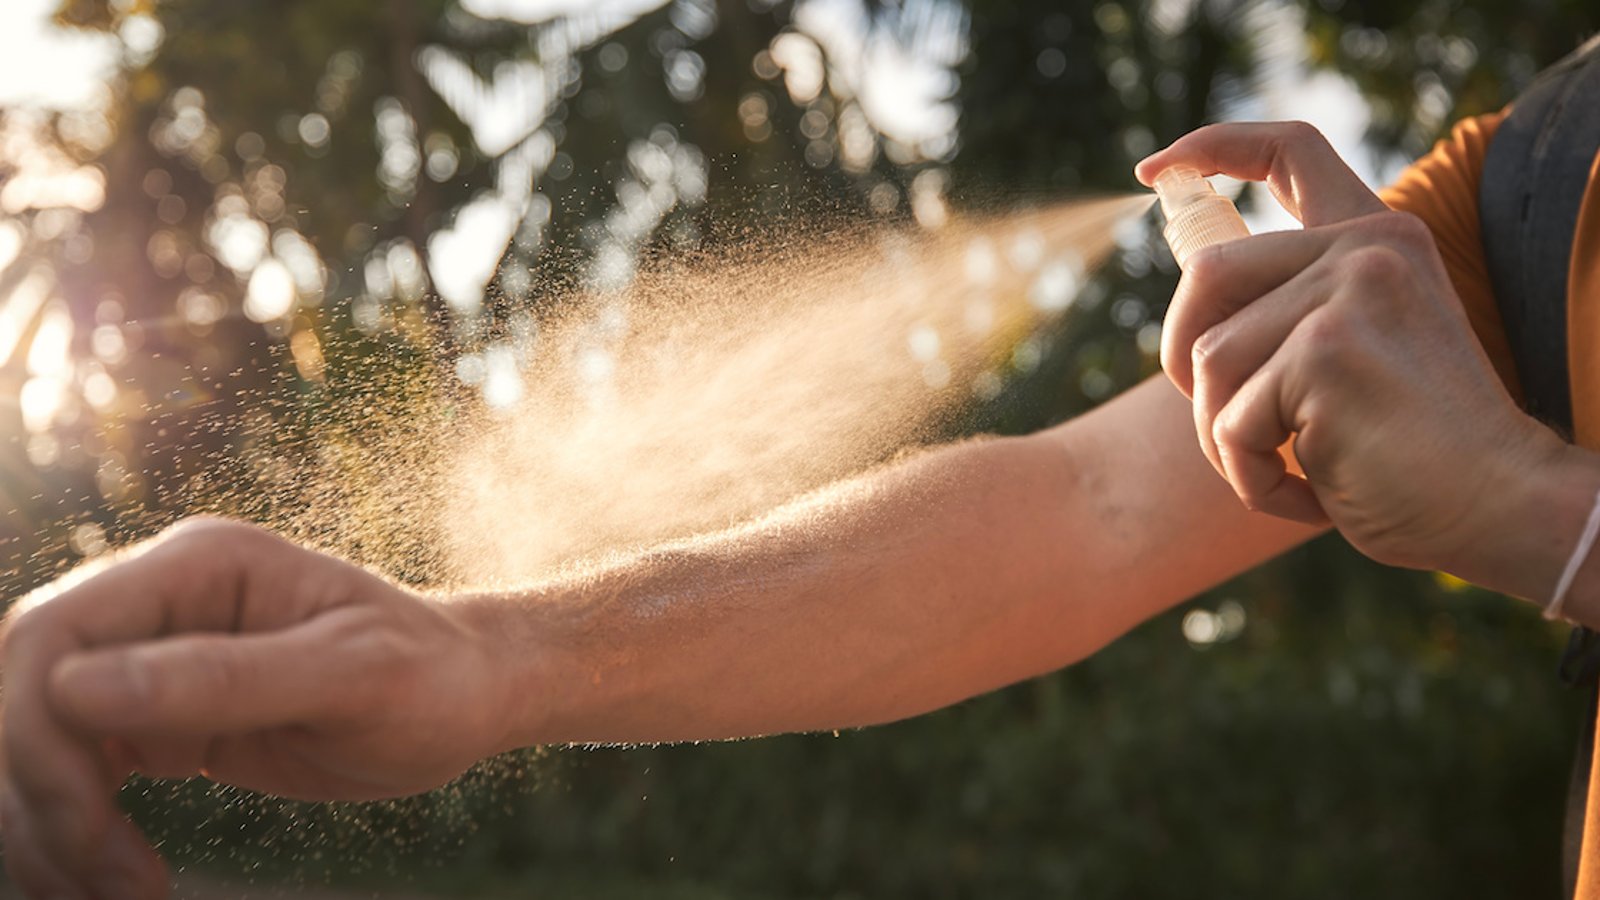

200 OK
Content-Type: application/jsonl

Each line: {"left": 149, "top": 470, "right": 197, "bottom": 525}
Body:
{"left": 2, "top": 0, "right": 1599, "bottom": 897}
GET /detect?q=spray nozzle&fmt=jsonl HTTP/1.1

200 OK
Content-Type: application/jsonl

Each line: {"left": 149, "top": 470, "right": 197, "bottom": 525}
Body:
{"left": 1151, "top": 165, "right": 1250, "bottom": 268}
{"left": 1153, "top": 166, "right": 1217, "bottom": 215}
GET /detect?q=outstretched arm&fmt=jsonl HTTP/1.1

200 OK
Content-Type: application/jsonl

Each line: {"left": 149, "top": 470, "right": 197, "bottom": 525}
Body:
{"left": 468, "top": 374, "right": 1323, "bottom": 747}
{"left": 0, "top": 374, "right": 1320, "bottom": 898}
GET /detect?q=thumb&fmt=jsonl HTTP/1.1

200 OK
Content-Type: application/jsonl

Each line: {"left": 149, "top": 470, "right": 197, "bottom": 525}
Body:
{"left": 47, "top": 626, "right": 344, "bottom": 737}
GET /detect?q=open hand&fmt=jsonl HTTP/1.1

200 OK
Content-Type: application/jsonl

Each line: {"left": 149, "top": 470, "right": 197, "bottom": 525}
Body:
{"left": 0, "top": 517, "right": 509, "bottom": 899}
{"left": 1136, "top": 121, "right": 1564, "bottom": 581}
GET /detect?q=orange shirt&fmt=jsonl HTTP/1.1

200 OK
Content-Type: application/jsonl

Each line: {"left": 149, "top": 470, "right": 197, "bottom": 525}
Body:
{"left": 1377, "top": 113, "right": 1522, "bottom": 402}
{"left": 1380, "top": 112, "right": 1600, "bottom": 897}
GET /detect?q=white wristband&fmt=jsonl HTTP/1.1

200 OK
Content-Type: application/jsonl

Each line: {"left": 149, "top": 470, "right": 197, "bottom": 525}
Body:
{"left": 1546, "top": 487, "right": 1600, "bottom": 622}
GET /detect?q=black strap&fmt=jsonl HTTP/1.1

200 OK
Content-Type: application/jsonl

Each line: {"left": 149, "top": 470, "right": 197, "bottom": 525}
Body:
{"left": 1479, "top": 35, "right": 1600, "bottom": 900}
{"left": 1562, "top": 628, "right": 1600, "bottom": 688}
{"left": 1480, "top": 36, "right": 1600, "bottom": 431}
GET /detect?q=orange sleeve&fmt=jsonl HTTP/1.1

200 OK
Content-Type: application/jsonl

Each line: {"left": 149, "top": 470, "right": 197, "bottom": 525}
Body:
{"left": 1566, "top": 149, "right": 1600, "bottom": 899}
{"left": 1377, "top": 111, "right": 1523, "bottom": 403}
{"left": 1566, "top": 145, "right": 1600, "bottom": 448}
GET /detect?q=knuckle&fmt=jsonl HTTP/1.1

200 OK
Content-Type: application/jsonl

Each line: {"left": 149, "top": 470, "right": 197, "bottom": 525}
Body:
{"left": 163, "top": 514, "right": 234, "bottom": 539}
{"left": 164, "top": 515, "right": 269, "bottom": 553}
{"left": 1211, "top": 407, "right": 1242, "bottom": 445}
{"left": 1186, "top": 122, "right": 1227, "bottom": 146}
{"left": 1182, "top": 243, "right": 1228, "bottom": 284}
{"left": 1282, "top": 120, "right": 1323, "bottom": 143}
{"left": 1211, "top": 406, "right": 1256, "bottom": 458}
{"left": 1337, "top": 245, "right": 1411, "bottom": 289}
{"left": 1189, "top": 328, "right": 1228, "bottom": 383}
{"left": 161, "top": 517, "right": 288, "bottom": 598}
{"left": 1299, "top": 308, "right": 1344, "bottom": 343}
{"left": 1381, "top": 210, "right": 1433, "bottom": 248}
{"left": 5, "top": 580, "right": 74, "bottom": 642}
{"left": 1274, "top": 120, "right": 1328, "bottom": 153}
{"left": 1188, "top": 349, "right": 1212, "bottom": 386}
{"left": 0, "top": 605, "right": 45, "bottom": 653}
{"left": 0, "top": 603, "right": 70, "bottom": 665}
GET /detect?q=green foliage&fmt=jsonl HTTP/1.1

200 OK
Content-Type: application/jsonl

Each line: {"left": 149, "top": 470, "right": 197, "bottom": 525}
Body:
{"left": 2, "top": 0, "right": 1598, "bottom": 896}
{"left": 1302, "top": 0, "right": 1600, "bottom": 155}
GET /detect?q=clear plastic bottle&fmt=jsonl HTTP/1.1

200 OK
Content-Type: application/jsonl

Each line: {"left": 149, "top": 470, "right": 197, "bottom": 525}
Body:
{"left": 1152, "top": 166, "right": 1251, "bottom": 268}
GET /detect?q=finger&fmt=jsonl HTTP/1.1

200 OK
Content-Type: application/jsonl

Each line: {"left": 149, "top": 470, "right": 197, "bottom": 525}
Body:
{"left": 49, "top": 609, "right": 372, "bottom": 738}
{"left": 94, "top": 814, "right": 169, "bottom": 900}
{"left": 1161, "top": 227, "right": 1336, "bottom": 396}
{"left": 0, "top": 519, "right": 271, "bottom": 889}
{"left": 1189, "top": 266, "right": 1333, "bottom": 473}
{"left": 0, "top": 518, "right": 297, "bottom": 896}
{"left": 1136, "top": 121, "right": 1387, "bottom": 226}
{"left": 1, "top": 620, "right": 115, "bottom": 882}
{"left": 1211, "top": 353, "right": 1328, "bottom": 524}
{"left": 18, "top": 518, "right": 287, "bottom": 649}
{"left": 0, "top": 781, "right": 80, "bottom": 900}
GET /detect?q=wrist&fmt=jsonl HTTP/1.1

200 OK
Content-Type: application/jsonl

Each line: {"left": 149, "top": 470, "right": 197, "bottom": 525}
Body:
{"left": 437, "top": 588, "right": 579, "bottom": 754}
{"left": 1446, "top": 424, "right": 1600, "bottom": 618}
{"left": 1538, "top": 443, "right": 1600, "bottom": 625}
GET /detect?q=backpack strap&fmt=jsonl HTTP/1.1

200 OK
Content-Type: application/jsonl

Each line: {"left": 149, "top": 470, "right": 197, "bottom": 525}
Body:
{"left": 1479, "top": 35, "right": 1600, "bottom": 900}
{"left": 1481, "top": 34, "right": 1600, "bottom": 430}
{"left": 1480, "top": 44, "right": 1600, "bottom": 678}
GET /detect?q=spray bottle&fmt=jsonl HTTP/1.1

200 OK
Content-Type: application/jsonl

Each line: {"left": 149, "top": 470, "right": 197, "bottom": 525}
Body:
{"left": 1151, "top": 164, "right": 1305, "bottom": 473}
{"left": 1152, "top": 166, "right": 1250, "bottom": 267}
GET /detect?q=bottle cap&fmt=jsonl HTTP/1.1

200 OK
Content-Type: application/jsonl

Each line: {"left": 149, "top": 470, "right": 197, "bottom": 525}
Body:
{"left": 1153, "top": 166, "right": 1217, "bottom": 219}
{"left": 1151, "top": 165, "right": 1250, "bottom": 267}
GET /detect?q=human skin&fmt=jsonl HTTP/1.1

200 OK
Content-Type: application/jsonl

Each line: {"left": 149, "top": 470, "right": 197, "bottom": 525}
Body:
{"left": 5, "top": 121, "right": 1600, "bottom": 899}
{"left": 1135, "top": 121, "right": 1600, "bottom": 610}
{"left": 0, "top": 378, "right": 1324, "bottom": 899}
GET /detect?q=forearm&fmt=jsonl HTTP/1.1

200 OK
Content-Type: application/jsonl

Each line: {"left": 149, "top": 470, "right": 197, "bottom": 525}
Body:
{"left": 453, "top": 377, "right": 1321, "bottom": 748}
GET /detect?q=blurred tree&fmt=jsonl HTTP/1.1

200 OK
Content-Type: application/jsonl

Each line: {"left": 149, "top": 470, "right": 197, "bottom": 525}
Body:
{"left": 1, "top": 0, "right": 1598, "bottom": 897}
{"left": 1302, "top": 0, "right": 1599, "bottom": 155}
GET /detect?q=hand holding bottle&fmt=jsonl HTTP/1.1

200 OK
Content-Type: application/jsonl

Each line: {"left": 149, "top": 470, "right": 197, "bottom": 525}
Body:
{"left": 1138, "top": 121, "right": 1589, "bottom": 607}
